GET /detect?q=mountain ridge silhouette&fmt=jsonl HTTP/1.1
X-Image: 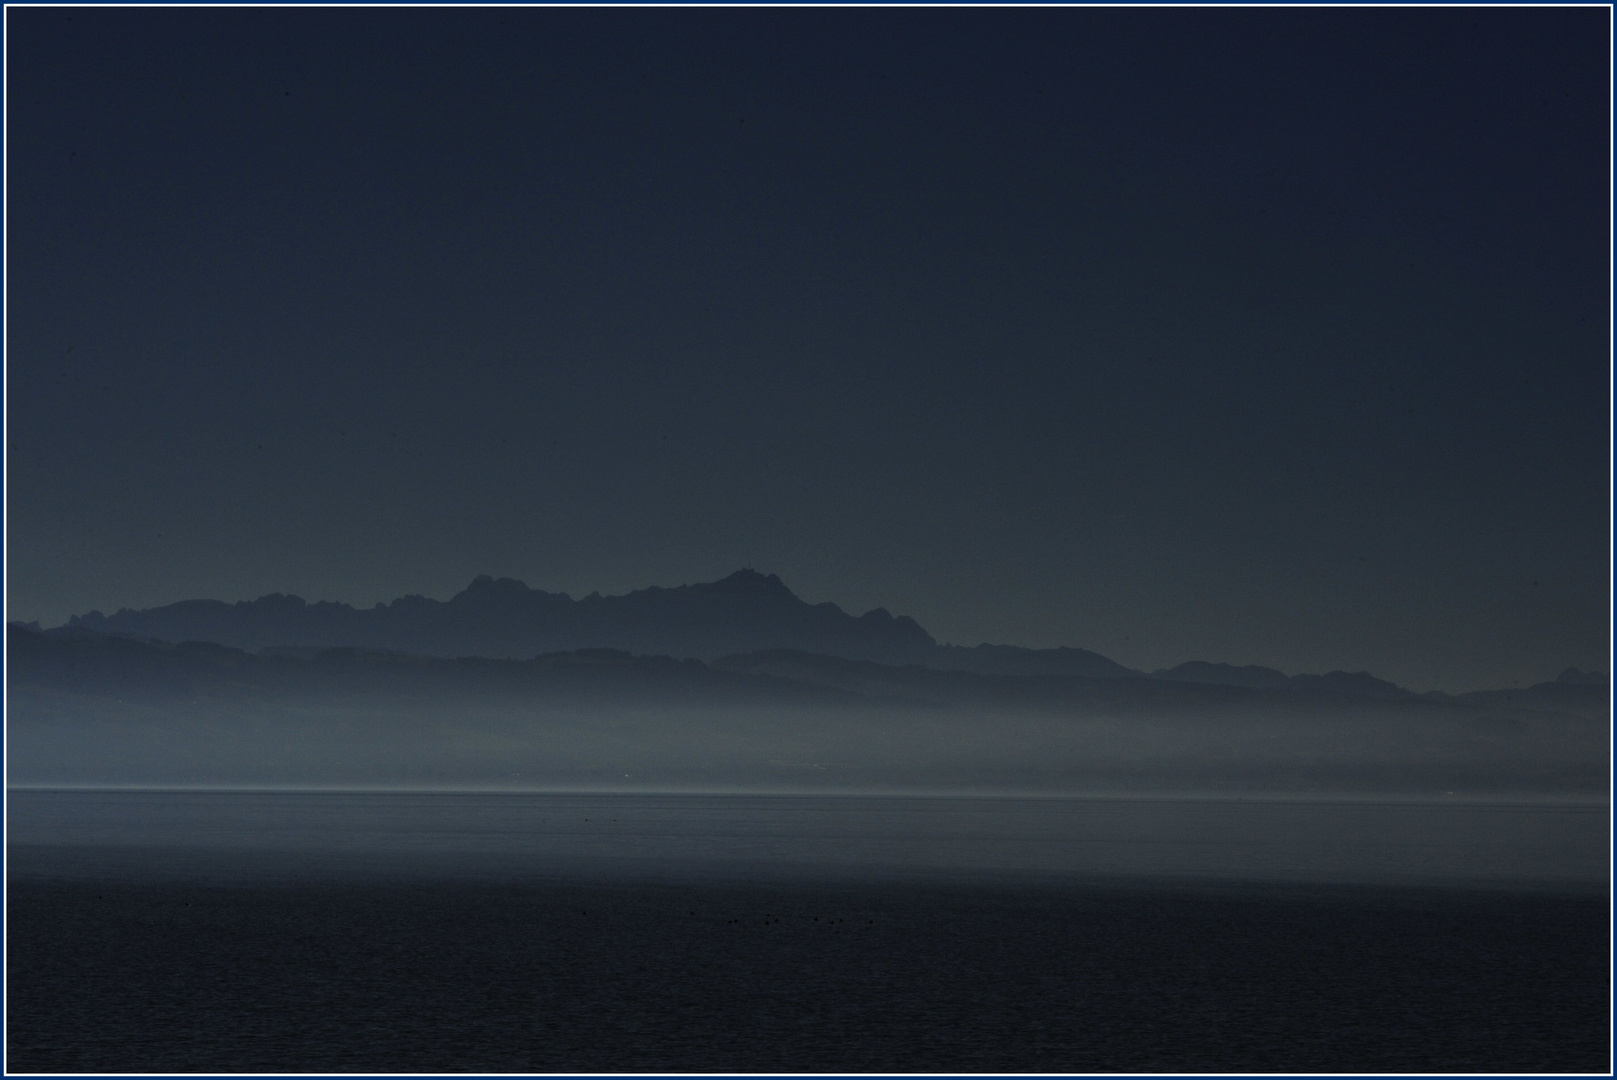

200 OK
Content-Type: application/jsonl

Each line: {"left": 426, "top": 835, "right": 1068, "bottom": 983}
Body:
{"left": 56, "top": 569, "right": 1041, "bottom": 671}
{"left": 10, "top": 624, "right": 1609, "bottom": 724}
{"left": 47, "top": 569, "right": 1608, "bottom": 698}
{"left": 60, "top": 569, "right": 941, "bottom": 665}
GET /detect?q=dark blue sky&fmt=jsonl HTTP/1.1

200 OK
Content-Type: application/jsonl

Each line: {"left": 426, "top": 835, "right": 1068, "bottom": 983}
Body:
{"left": 7, "top": 7, "right": 1609, "bottom": 691}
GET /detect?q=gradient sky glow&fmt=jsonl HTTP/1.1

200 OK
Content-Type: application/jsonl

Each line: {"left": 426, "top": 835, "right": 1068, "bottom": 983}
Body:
{"left": 6, "top": 6, "right": 1610, "bottom": 692}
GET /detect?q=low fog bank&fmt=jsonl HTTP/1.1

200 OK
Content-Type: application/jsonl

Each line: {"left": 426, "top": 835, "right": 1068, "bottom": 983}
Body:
{"left": 9, "top": 787, "right": 1608, "bottom": 890}
{"left": 8, "top": 627, "right": 1606, "bottom": 798}
{"left": 9, "top": 686, "right": 1606, "bottom": 799}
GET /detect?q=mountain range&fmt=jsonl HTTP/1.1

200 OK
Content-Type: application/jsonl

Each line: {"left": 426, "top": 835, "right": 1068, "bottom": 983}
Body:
{"left": 28, "top": 569, "right": 1608, "bottom": 708}
{"left": 55, "top": 570, "right": 939, "bottom": 666}
{"left": 11, "top": 573, "right": 1607, "bottom": 794}
{"left": 8, "top": 626, "right": 1605, "bottom": 721}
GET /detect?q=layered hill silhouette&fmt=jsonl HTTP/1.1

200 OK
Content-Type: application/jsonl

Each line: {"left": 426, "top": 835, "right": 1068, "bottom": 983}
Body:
{"left": 54, "top": 570, "right": 1142, "bottom": 679}
{"left": 59, "top": 570, "right": 941, "bottom": 666}
{"left": 6, "top": 624, "right": 868, "bottom": 710}
{"left": 37, "top": 569, "right": 1609, "bottom": 710}
{"left": 10, "top": 622, "right": 1606, "bottom": 794}
{"left": 10, "top": 622, "right": 1607, "bottom": 723}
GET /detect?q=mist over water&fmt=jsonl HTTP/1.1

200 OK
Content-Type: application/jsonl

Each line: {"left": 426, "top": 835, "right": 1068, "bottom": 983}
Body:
{"left": 7, "top": 788, "right": 1609, "bottom": 890}
{"left": 10, "top": 692, "right": 1607, "bottom": 799}
{"left": 9, "top": 566, "right": 1609, "bottom": 1074}
{"left": 11, "top": 694, "right": 1608, "bottom": 1073}
{"left": 11, "top": 640, "right": 1608, "bottom": 1070}
{"left": 9, "top": 787, "right": 1610, "bottom": 1073}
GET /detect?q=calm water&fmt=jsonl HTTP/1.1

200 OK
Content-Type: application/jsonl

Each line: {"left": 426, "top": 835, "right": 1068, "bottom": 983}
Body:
{"left": 7, "top": 790, "right": 1610, "bottom": 1072}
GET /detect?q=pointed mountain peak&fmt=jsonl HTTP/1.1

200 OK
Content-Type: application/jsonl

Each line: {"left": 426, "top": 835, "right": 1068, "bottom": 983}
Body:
{"left": 249, "top": 592, "right": 307, "bottom": 609}
{"left": 453, "top": 575, "right": 535, "bottom": 602}
{"left": 710, "top": 568, "right": 796, "bottom": 598}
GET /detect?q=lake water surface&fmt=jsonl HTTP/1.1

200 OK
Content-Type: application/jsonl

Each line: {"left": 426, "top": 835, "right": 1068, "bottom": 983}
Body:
{"left": 8, "top": 787, "right": 1609, "bottom": 886}
{"left": 7, "top": 790, "right": 1610, "bottom": 1072}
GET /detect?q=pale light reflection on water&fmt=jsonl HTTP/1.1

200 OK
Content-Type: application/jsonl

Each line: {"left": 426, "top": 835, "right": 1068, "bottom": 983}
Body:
{"left": 8, "top": 788, "right": 1607, "bottom": 886}
{"left": 8, "top": 789, "right": 1609, "bottom": 1072}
